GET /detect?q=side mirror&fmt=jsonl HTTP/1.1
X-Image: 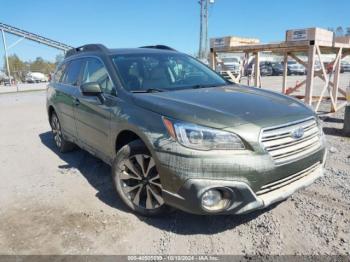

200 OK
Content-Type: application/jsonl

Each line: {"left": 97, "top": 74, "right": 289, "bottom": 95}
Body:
{"left": 80, "top": 82, "right": 102, "bottom": 96}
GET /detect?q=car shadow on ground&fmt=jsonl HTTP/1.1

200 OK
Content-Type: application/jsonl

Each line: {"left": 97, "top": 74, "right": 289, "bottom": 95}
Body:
{"left": 138, "top": 203, "right": 279, "bottom": 235}
{"left": 39, "top": 131, "right": 128, "bottom": 213}
{"left": 323, "top": 127, "right": 347, "bottom": 137}
{"left": 321, "top": 116, "right": 344, "bottom": 124}
{"left": 39, "top": 131, "right": 277, "bottom": 235}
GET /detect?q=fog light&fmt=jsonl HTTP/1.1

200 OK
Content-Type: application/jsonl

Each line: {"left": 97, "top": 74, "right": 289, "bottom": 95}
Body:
{"left": 201, "top": 189, "right": 230, "bottom": 212}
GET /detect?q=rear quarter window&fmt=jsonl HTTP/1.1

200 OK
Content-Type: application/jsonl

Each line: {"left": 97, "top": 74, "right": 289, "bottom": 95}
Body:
{"left": 53, "top": 63, "right": 67, "bottom": 83}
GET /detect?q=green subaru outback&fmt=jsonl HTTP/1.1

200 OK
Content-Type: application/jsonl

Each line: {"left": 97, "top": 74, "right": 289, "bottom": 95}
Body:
{"left": 47, "top": 44, "right": 326, "bottom": 216}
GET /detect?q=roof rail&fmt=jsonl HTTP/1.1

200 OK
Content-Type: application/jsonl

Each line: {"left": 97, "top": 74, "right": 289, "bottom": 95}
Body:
{"left": 65, "top": 44, "right": 108, "bottom": 58}
{"left": 139, "top": 45, "right": 177, "bottom": 51}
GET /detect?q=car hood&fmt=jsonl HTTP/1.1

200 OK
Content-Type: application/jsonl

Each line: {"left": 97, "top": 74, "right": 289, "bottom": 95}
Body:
{"left": 132, "top": 85, "right": 314, "bottom": 129}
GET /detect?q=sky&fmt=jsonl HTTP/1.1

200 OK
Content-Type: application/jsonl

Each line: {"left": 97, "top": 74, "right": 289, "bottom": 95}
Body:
{"left": 0, "top": 0, "right": 349, "bottom": 65}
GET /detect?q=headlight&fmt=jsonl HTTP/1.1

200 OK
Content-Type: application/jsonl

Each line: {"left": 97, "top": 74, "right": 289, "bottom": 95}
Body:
{"left": 162, "top": 118, "right": 245, "bottom": 150}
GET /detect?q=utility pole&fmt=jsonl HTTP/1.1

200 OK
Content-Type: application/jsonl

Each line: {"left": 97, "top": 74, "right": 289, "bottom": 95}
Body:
{"left": 198, "top": 0, "right": 214, "bottom": 61}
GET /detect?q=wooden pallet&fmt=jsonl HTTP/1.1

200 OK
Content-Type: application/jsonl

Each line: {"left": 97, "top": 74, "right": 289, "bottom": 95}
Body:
{"left": 209, "top": 28, "right": 350, "bottom": 113}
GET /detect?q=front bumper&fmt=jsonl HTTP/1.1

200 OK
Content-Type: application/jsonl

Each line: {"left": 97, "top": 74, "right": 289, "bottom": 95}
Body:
{"left": 160, "top": 150, "right": 326, "bottom": 215}
{"left": 162, "top": 162, "right": 323, "bottom": 215}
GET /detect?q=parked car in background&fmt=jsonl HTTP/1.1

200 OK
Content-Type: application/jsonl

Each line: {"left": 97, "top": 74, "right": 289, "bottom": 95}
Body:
{"left": 3, "top": 77, "right": 12, "bottom": 86}
{"left": 221, "top": 57, "right": 241, "bottom": 76}
{"left": 245, "top": 61, "right": 274, "bottom": 76}
{"left": 270, "top": 62, "right": 283, "bottom": 76}
{"left": 47, "top": 44, "right": 326, "bottom": 216}
{"left": 0, "top": 71, "right": 7, "bottom": 85}
{"left": 321, "top": 61, "right": 350, "bottom": 74}
{"left": 1, "top": 75, "right": 14, "bottom": 86}
{"left": 259, "top": 62, "right": 273, "bottom": 76}
{"left": 286, "top": 60, "right": 305, "bottom": 75}
{"left": 341, "top": 61, "right": 350, "bottom": 73}
{"left": 25, "top": 72, "right": 49, "bottom": 83}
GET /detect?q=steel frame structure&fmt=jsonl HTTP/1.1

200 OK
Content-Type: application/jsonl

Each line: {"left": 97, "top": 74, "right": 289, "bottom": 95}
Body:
{"left": 0, "top": 22, "right": 73, "bottom": 80}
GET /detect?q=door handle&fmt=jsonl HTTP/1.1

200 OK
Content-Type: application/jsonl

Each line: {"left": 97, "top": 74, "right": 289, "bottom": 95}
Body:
{"left": 74, "top": 98, "right": 80, "bottom": 106}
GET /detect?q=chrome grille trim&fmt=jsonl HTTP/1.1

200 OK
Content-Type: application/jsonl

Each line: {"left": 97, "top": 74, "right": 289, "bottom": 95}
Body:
{"left": 260, "top": 117, "right": 321, "bottom": 165}
{"left": 256, "top": 162, "right": 321, "bottom": 195}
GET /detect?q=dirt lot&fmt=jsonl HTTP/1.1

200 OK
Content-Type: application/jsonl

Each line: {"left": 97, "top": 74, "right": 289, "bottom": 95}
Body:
{"left": 0, "top": 88, "right": 349, "bottom": 255}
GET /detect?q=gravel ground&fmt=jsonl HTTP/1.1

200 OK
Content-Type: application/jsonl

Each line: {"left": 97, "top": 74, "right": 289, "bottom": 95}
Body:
{"left": 0, "top": 90, "right": 349, "bottom": 255}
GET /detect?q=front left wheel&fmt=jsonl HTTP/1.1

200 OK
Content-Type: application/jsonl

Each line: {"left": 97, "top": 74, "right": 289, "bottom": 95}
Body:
{"left": 112, "top": 140, "right": 168, "bottom": 216}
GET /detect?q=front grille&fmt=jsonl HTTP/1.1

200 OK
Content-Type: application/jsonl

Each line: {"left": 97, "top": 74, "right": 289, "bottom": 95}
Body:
{"left": 256, "top": 162, "right": 321, "bottom": 195}
{"left": 260, "top": 117, "right": 321, "bottom": 165}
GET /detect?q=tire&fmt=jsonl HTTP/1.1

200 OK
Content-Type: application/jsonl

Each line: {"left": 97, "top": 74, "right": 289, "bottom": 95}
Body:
{"left": 112, "top": 140, "right": 168, "bottom": 216}
{"left": 50, "top": 112, "right": 76, "bottom": 153}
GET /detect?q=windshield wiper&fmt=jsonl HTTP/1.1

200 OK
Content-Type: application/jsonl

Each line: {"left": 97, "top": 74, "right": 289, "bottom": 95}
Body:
{"left": 131, "top": 88, "right": 165, "bottom": 93}
{"left": 190, "top": 83, "right": 226, "bottom": 89}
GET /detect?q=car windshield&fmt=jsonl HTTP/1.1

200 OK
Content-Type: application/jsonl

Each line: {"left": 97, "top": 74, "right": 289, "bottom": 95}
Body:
{"left": 111, "top": 52, "right": 227, "bottom": 92}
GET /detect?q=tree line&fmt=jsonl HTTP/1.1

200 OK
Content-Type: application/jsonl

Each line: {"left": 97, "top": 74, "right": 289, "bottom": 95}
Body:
{"left": 2, "top": 54, "right": 63, "bottom": 82}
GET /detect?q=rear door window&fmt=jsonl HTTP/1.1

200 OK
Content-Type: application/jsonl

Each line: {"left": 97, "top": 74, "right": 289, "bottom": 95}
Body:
{"left": 62, "top": 60, "right": 83, "bottom": 86}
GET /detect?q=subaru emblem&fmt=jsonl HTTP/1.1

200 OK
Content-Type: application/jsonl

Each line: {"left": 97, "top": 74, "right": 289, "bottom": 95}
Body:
{"left": 291, "top": 127, "right": 304, "bottom": 139}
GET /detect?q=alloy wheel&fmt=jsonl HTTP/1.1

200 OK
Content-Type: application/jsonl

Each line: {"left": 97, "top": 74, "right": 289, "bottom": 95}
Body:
{"left": 120, "top": 154, "right": 164, "bottom": 210}
{"left": 51, "top": 114, "right": 62, "bottom": 148}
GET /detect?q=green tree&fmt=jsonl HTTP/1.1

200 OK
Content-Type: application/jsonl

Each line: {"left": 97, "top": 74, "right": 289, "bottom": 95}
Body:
{"left": 346, "top": 27, "right": 350, "bottom": 36}
{"left": 3, "top": 54, "right": 58, "bottom": 81}
{"left": 336, "top": 26, "right": 344, "bottom": 37}
{"left": 30, "top": 57, "right": 45, "bottom": 72}
{"left": 3, "top": 54, "right": 26, "bottom": 81}
{"left": 30, "top": 57, "right": 56, "bottom": 75}
{"left": 55, "top": 53, "right": 64, "bottom": 65}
